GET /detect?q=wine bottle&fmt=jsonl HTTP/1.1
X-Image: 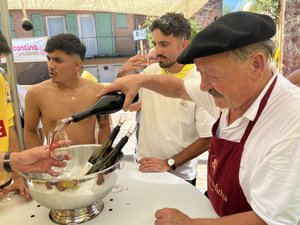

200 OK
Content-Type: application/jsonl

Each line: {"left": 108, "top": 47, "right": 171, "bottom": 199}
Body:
{"left": 53, "top": 92, "right": 138, "bottom": 134}
{"left": 86, "top": 124, "right": 137, "bottom": 175}
{"left": 78, "top": 114, "right": 127, "bottom": 177}
{"left": 71, "top": 92, "right": 138, "bottom": 123}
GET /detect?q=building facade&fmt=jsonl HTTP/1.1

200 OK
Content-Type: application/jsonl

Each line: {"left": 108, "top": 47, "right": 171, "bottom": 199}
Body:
{"left": 2, "top": 0, "right": 297, "bottom": 83}
{"left": 1, "top": 10, "right": 146, "bottom": 84}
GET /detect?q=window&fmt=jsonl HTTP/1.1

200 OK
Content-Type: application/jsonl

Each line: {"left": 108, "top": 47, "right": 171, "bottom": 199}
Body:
{"left": 116, "top": 14, "right": 127, "bottom": 29}
{"left": 77, "top": 15, "right": 98, "bottom": 57}
{"left": 46, "top": 16, "right": 66, "bottom": 37}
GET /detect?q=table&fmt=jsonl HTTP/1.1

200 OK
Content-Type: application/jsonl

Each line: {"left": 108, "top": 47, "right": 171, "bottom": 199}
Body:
{"left": 0, "top": 162, "right": 218, "bottom": 224}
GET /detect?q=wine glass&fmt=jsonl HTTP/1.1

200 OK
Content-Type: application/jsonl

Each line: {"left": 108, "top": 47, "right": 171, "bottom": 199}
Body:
{"left": 136, "top": 49, "right": 149, "bottom": 73}
{"left": 110, "top": 160, "right": 125, "bottom": 193}
{"left": 110, "top": 124, "right": 137, "bottom": 194}
{"left": 0, "top": 171, "right": 13, "bottom": 203}
{"left": 48, "top": 128, "right": 72, "bottom": 178}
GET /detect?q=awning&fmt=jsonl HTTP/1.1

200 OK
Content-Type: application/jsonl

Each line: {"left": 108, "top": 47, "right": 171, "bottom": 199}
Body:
{"left": 7, "top": 0, "right": 209, "bottom": 18}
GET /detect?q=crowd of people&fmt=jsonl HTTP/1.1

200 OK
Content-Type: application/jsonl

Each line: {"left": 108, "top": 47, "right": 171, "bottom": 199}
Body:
{"left": 1, "top": 9, "right": 299, "bottom": 225}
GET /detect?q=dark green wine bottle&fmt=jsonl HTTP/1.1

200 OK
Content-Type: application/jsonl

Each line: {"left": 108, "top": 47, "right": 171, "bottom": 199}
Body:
{"left": 86, "top": 124, "right": 137, "bottom": 175}
{"left": 89, "top": 114, "right": 126, "bottom": 164}
{"left": 78, "top": 114, "right": 126, "bottom": 177}
{"left": 53, "top": 92, "right": 138, "bottom": 134}
{"left": 70, "top": 92, "right": 139, "bottom": 122}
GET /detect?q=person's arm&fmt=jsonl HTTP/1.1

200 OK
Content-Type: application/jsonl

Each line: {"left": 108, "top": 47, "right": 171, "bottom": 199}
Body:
{"left": 97, "top": 114, "right": 112, "bottom": 144}
{"left": 117, "top": 55, "right": 148, "bottom": 78}
{"left": 8, "top": 125, "right": 31, "bottom": 199}
{"left": 0, "top": 144, "right": 71, "bottom": 175}
{"left": 128, "top": 100, "right": 141, "bottom": 112}
{"left": 139, "top": 137, "right": 211, "bottom": 172}
{"left": 286, "top": 68, "right": 300, "bottom": 87}
{"left": 172, "top": 137, "right": 211, "bottom": 169}
{"left": 172, "top": 104, "right": 215, "bottom": 169}
{"left": 8, "top": 126, "right": 21, "bottom": 152}
{"left": 155, "top": 208, "right": 266, "bottom": 225}
{"left": 24, "top": 87, "right": 44, "bottom": 148}
{"left": 160, "top": 103, "right": 214, "bottom": 170}
{"left": 98, "top": 74, "right": 191, "bottom": 111}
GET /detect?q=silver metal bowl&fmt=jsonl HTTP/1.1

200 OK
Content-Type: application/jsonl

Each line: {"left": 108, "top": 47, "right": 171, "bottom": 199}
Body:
{"left": 20, "top": 144, "right": 123, "bottom": 224}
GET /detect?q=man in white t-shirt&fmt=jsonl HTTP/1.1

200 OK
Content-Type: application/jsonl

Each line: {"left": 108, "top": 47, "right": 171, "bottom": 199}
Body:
{"left": 98, "top": 12, "right": 300, "bottom": 225}
{"left": 137, "top": 13, "right": 214, "bottom": 186}
{"left": 118, "top": 13, "right": 214, "bottom": 186}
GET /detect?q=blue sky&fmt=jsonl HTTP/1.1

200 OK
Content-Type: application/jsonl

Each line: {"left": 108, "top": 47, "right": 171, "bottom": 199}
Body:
{"left": 223, "top": 0, "right": 244, "bottom": 11}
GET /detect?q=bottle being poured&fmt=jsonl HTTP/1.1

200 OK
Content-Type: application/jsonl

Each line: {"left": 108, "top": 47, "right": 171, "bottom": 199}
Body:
{"left": 53, "top": 91, "right": 139, "bottom": 133}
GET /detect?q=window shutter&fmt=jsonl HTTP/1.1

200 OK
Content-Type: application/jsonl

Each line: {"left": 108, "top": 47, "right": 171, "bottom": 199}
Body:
{"left": 0, "top": 16, "right": 16, "bottom": 38}
{"left": 9, "top": 15, "right": 16, "bottom": 38}
{"left": 95, "top": 13, "right": 115, "bottom": 55}
{"left": 116, "top": 13, "right": 127, "bottom": 29}
{"left": 32, "top": 14, "right": 45, "bottom": 37}
{"left": 66, "top": 13, "right": 78, "bottom": 35}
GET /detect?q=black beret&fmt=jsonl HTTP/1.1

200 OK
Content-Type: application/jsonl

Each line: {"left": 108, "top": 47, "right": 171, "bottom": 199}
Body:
{"left": 177, "top": 11, "right": 276, "bottom": 64}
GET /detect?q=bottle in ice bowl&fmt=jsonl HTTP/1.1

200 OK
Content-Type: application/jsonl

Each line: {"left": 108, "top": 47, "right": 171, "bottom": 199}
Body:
{"left": 48, "top": 128, "right": 72, "bottom": 178}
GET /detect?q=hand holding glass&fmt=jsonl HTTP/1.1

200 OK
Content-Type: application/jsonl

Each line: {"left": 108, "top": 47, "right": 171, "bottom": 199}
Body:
{"left": 136, "top": 50, "right": 149, "bottom": 73}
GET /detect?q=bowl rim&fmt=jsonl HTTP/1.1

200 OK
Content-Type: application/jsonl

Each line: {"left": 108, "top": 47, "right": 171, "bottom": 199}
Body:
{"left": 20, "top": 144, "right": 124, "bottom": 181}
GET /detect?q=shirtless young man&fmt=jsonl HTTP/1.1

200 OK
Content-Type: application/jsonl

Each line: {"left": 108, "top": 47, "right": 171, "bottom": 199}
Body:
{"left": 24, "top": 34, "right": 111, "bottom": 148}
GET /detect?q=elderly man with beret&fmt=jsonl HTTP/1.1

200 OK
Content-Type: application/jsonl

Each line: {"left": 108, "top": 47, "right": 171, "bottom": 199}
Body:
{"left": 98, "top": 11, "right": 300, "bottom": 225}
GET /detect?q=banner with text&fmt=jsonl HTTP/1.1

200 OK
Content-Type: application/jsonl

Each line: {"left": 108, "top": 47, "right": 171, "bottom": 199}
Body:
{"left": 1, "top": 36, "right": 48, "bottom": 63}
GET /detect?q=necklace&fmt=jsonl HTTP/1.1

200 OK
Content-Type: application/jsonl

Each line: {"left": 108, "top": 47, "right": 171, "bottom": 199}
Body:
{"left": 55, "top": 82, "right": 83, "bottom": 100}
{"left": 64, "top": 87, "right": 83, "bottom": 100}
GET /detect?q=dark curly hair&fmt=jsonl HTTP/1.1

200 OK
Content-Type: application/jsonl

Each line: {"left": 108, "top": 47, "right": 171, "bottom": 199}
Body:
{"left": 45, "top": 33, "right": 86, "bottom": 60}
{"left": 150, "top": 13, "right": 191, "bottom": 40}
{"left": 0, "top": 30, "right": 12, "bottom": 55}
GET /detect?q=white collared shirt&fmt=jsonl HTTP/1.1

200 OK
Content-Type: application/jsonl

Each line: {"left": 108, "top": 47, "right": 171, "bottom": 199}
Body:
{"left": 185, "top": 74, "right": 300, "bottom": 225}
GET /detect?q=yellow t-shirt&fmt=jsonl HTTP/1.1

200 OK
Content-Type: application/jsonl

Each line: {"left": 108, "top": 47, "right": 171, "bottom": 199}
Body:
{"left": 0, "top": 73, "right": 14, "bottom": 153}
{"left": 81, "top": 70, "right": 98, "bottom": 82}
{"left": 160, "top": 64, "right": 195, "bottom": 80}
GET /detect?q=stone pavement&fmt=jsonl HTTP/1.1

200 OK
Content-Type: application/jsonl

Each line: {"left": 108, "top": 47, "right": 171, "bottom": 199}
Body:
{"left": 111, "top": 110, "right": 208, "bottom": 193}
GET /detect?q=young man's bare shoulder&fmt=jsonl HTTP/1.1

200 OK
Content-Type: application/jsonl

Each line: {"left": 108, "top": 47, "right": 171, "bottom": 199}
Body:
{"left": 81, "top": 78, "right": 104, "bottom": 92}
{"left": 27, "top": 80, "right": 54, "bottom": 95}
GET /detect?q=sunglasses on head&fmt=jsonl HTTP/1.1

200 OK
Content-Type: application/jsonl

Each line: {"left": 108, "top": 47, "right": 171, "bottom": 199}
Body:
{"left": 160, "top": 17, "right": 184, "bottom": 35}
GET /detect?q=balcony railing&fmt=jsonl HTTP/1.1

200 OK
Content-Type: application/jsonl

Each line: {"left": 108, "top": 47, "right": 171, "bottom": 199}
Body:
{"left": 79, "top": 35, "right": 138, "bottom": 58}
{"left": 16, "top": 35, "right": 138, "bottom": 84}
{"left": 17, "top": 62, "right": 49, "bottom": 85}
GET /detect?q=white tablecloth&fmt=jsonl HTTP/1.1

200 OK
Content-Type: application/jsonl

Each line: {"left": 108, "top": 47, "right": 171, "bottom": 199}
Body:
{"left": 0, "top": 162, "right": 218, "bottom": 225}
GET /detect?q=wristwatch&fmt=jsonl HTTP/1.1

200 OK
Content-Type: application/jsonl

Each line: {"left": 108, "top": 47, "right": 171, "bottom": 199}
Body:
{"left": 3, "top": 152, "right": 13, "bottom": 172}
{"left": 167, "top": 158, "right": 176, "bottom": 170}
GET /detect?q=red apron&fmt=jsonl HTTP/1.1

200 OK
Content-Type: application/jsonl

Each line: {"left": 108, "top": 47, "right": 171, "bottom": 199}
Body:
{"left": 207, "top": 76, "right": 277, "bottom": 216}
